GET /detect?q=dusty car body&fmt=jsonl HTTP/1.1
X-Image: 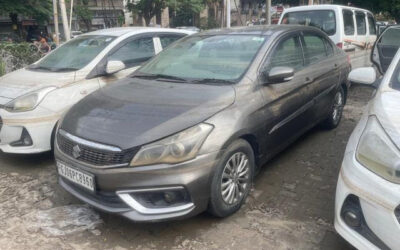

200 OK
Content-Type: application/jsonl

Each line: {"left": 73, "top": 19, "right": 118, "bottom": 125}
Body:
{"left": 55, "top": 25, "right": 351, "bottom": 222}
{"left": 0, "top": 27, "right": 193, "bottom": 154}
{"left": 335, "top": 49, "right": 400, "bottom": 250}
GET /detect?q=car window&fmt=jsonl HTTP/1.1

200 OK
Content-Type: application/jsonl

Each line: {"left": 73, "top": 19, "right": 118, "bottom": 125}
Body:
{"left": 32, "top": 35, "right": 115, "bottom": 71}
{"left": 268, "top": 36, "right": 304, "bottom": 70}
{"left": 391, "top": 60, "right": 400, "bottom": 90}
{"left": 160, "top": 35, "right": 184, "bottom": 48}
{"left": 343, "top": 10, "right": 355, "bottom": 35}
{"left": 281, "top": 10, "right": 336, "bottom": 36}
{"left": 380, "top": 28, "right": 400, "bottom": 46}
{"left": 324, "top": 38, "right": 334, "bottom": 56}
{"left": 109, "top": 37, "right": 155, "bottom": 66}
{"left": 303, "top": 34, "right": 327, "bottom": 64}
{"left": 355, "top": 11, "right": 366, "bottom": 35}
{"left": 368, "top": 14, "right": 376, "bottom": 35}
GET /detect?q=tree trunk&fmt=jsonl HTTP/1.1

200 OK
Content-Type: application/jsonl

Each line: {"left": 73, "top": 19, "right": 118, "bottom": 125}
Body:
{"left": 144, "top": 16, "right": 152, "bottom": 26}
{"left": 156, "top": 10, "right": 162, "bottom": 25}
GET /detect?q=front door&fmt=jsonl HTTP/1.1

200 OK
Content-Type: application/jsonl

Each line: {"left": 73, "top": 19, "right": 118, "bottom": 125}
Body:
{"left": 258, "top": 33, "right": 316, "bottom": 156}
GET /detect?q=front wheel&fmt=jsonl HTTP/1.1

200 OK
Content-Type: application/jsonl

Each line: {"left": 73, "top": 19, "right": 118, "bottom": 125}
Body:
{"left": 322, "top": 86, "right": 345, "bottom": 129}
{"left": 208, "top": 139, "right": 254, "bottom": 218}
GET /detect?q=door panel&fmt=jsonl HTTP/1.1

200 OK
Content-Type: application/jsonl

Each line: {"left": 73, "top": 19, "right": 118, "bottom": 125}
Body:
{"left": 302, "top": 32, "right": 340, "bottom": 119}
{"left": 258, "top": 34, "right": 316, "bottom": 155}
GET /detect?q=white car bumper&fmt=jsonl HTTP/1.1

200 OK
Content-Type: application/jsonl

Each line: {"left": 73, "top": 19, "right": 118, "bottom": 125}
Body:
{"left": 0, "top": 108, "right": 59, "bottom": 154}
{"left": 335, "top": 151, "right": 400, "bottom": 250}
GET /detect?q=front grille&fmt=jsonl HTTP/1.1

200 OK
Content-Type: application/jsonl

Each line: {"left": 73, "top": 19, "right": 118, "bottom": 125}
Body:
{"left": 57, "top": 132, "right": 137, "bottom": 167}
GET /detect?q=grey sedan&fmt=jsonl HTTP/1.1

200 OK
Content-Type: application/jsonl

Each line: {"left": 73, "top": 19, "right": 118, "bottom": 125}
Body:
{"left": 54, "top": 25, "right": 351, "bottom": 222}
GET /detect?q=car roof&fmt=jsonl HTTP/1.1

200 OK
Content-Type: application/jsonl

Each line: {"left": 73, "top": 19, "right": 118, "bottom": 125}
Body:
{"left": 196, "top": 25, "right": 322, "bottom": 36}
{"left": 283, "top": 4, "right": 373, "bottom": 14}
{"left": 85, "top": 27, "right": 194, "bottom": 37}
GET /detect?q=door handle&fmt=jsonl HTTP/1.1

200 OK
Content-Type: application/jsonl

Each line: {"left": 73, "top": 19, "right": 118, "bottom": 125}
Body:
{"left": 305, "top": 77, "right": 313, "bottom": 84}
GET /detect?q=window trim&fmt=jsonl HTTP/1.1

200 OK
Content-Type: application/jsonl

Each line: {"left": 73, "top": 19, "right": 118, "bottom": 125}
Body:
{"left": 342, "top": 9, "right": 355, "bottom": 36}
{"left": 367, "top": 13, "right": 377, "bottom": 35}
{"left": 262, "top": 33, "right": 305, "bottom": 73}
{"left": 355, "top": 11, "right": 367, "bottom": 36}
{"left": 301, "top": 31, "right": 330, "bottom": 66}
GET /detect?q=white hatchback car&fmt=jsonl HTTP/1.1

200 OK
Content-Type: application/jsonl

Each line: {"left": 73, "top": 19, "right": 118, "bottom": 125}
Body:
{"left": 335, "top": 49, "right": 400, "bottom": 249}
{"left": 0, "top": 27, "right": 193, "bottom": 154}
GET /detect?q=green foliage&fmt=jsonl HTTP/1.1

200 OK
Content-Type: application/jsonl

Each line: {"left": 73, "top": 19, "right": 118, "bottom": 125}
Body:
{"left": 0, "top": 43, "right": 43, "bottom": 76}
{"left": 0, "top": 0, "right": 52, "bottom": 24}
{"left": 170, "top": 0, "right": 205, "bottom": 27}
{"left": 127, "top": 0, "right": 168, "bottom": 25}
{"left": 75, "top": 0, "right": 93, "bottom": 31}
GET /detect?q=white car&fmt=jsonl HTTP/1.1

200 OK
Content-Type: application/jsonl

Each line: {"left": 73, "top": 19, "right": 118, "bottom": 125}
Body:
{"left": 335, "top": 49, "right": 400, "bottom": 249}
{"left": 0, "top": 27, "right": 193, "bottom": 154}
{"left": 279, "top": 5, "right": 377, "bottom": 68}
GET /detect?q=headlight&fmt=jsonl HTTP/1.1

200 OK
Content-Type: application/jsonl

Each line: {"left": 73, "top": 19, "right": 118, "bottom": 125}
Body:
{"left": 356, "top": 115, "right": 400, "bottom": 184}
{"left": 4, "top": 87, "right": 56, "bottom": 112}
{"left": 130, "top": 123, "right": 213, "bottom": 166}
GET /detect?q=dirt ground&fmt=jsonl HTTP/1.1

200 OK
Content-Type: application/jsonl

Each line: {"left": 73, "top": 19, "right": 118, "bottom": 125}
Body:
{"left": 0, "top": 86, "right": 373, "bottom": 250}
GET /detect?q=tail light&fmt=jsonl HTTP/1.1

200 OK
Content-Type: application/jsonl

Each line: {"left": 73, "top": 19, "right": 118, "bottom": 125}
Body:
{"left": 336, "top": 42, "right": 343, "bottom": 49}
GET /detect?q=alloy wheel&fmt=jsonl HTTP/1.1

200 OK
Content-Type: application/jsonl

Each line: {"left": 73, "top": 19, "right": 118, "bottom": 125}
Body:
{"left": 220, "top": 152, "right": 251, "bottom": 205}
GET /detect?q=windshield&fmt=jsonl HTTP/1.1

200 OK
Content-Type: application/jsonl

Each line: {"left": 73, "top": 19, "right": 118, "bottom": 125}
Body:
{"left": 137, "top": 34, "right": 267, "bottom": 82}
{"left": 31, "top": 35, "right": 115, "bottom": 71}
{"left": 380, "top": 28, "right": 400, "bottom": 46}
{"left": 281, "top": 10, "right": 336, "bottom": 36}
{"left": 392, "top": 56, "right": 400, "bottom": 90}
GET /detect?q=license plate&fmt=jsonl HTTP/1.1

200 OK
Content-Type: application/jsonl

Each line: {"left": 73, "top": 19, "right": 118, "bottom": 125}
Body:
{"left": 57, "top": 161, "right": 95, "bottom": 192}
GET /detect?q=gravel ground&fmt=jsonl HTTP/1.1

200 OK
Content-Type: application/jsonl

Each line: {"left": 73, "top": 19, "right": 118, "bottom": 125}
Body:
{"left": 0, "top": 86, "right": 373, "bottom": 250}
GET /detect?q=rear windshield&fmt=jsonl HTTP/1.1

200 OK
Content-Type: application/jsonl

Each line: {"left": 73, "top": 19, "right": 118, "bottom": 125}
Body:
{"left": 281, "top": 10, "right": 336, "bottom": 36}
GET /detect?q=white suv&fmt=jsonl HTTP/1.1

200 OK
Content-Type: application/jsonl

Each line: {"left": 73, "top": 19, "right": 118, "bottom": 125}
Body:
{"left": 0, "top": 27, "right": 193, "bottom": 154}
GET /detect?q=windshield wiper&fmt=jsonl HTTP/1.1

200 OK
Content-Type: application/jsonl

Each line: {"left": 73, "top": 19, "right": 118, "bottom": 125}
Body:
{"left": 51, "top": 67, "right": 78, "bottom": 72}
{"left": 132, "top": 73, "right": 188, "bottom": 82}
{"left": 191, "top": 78, "right": 235, "bottom": 85}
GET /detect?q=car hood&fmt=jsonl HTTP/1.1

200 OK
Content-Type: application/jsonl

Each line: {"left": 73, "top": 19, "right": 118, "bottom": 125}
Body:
{"left": 61, "top": 78, "right": 236, "bottom": 150}
{"left": 373, "top": 89, "right": 400, "bottom": 148}
{"left": 0, "top": 68, "right": 76, "bottom": 105}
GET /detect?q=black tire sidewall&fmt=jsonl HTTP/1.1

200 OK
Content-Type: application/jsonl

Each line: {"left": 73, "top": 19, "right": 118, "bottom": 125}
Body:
{"left": 323, "top": 86, "right": 345, "bottom": 129}
{"left": 209, "top": 139, "right": 255, "bottom": 217}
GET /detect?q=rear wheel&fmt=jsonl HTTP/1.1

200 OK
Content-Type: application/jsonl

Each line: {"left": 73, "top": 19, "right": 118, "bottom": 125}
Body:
{"left": 322, "top": 86, "right": 345, "bottom": 129}
{"left": 208, "top": 139, "right": 254, "bottom": 218}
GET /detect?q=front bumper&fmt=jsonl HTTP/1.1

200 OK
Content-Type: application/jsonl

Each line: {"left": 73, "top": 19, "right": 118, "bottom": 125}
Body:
{"left": 55, "top": 147, "right": 220, "bottom": 222}
{"left": 0, "top": 109, "right": 58, "bottom": 154}
{"left": 335, "top": 151, "right": 400, "bottom": 250}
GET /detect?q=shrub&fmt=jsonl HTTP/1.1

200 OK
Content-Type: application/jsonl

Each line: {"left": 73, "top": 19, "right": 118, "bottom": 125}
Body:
{"left": 0, "top": 43, "right": 43, "bottom": 76}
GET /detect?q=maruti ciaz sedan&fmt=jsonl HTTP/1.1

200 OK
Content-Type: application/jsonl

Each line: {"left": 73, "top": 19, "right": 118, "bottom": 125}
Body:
{"left": 335, "top": 49, "right": 400, "bottom": 250}
{"left": 55, "top": 26, "right": 351, "bottom": 222}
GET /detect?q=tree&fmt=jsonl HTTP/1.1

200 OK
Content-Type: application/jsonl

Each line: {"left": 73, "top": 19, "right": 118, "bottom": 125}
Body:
{"left": 127, "top": 0, "right": 168, "bottom": 26}
{"left": 169, "top": 0, "right": 205, "bottom": 27}
{"left": 0, "top": 0, "right": 52, "bottom": 25}
{"left": 75, "top": 0, "right": 93, "bottom": 31}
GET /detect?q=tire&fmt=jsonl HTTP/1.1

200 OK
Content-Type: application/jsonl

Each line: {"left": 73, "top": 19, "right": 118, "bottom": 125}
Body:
{"left": 208, "top": 139, "right": 255, "bottom": 218}
{"left": 322, "top": 86, "right": 345, "bottom": 129}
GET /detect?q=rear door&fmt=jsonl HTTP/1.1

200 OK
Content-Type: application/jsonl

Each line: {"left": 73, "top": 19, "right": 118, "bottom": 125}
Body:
{"left": 372, "top": 27, "right": 400, "bottom": 74}
{"left": 258, "top": 32, "right": 316, "bottom": 154}
{"left": 301, "top": 31, "right": 341, "bottom": 119}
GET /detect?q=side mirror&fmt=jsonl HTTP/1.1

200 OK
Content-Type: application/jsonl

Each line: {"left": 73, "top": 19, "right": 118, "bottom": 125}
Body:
{"left": 348, "top": 67, "right": 377, "bottom": 88}
{"left": 106, "top": 60, "right": 126, "bottom": 74}
{"left": 265, "top": 66, "right": 295, "bottom": 84}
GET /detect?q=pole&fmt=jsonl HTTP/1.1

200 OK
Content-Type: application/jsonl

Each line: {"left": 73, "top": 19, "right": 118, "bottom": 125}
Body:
{"left": 69, "top": 0, "right": 74, "bottom": 31}
{"left": 308, "top": 0, "right": 314, "bottom": 5}
{"left": 266, "top": 0, "right": 271, "bottom": 25}
{"left": 53, "top": 0, "right": 60, "bottom": 45}
{"left": 59, "top": 0, "right": 71, "bottom": 41}
{"left": 226, "top": 0, "right": 231, "bottom": 28}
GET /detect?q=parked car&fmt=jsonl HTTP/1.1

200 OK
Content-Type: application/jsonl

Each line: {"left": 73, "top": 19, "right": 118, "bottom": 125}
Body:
{"left": 55, "top": 25, "right": 351, "bottom": 222}
{"left": 279, "top": 5, "right": 377, "bottom": 68}
{"left": 335, "top": 49, "right": 400, "bottom": 250}
{"left": 0, "top": 27, "right": 193, "bottom": 154}
{"left": 372, "top": 25, "right": 400, "bottom": 74}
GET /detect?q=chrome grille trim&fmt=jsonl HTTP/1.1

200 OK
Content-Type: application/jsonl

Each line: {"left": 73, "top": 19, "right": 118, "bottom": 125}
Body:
{"left": 59, "top": 129, "right": 121, "bottom": 152}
